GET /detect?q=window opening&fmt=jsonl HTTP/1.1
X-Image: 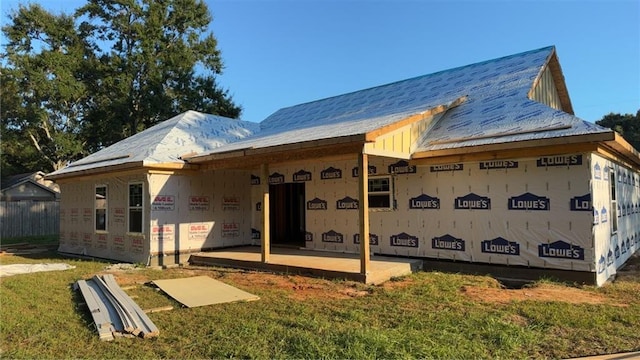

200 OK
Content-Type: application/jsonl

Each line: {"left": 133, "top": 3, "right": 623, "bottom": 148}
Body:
{"left": 95, "top": 185, "right": 107, "bottom": 231}
{"left": 129, "top": 183, "right": 143, "bottom": 233}
{"left": 610, "top": 169, "right": 618, "bottom": 234}
{"left": 368, "top": 176, "right": 393, "bottom": 209}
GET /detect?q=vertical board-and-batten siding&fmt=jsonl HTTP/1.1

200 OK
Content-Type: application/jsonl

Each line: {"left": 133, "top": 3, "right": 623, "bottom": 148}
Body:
{"left": 365, "top": 113, "right": 441, "bottom": 158}
{"left": 530, "top": 65, "right": 563, "bottom": 111}
{"left": 0, "top": 201, "right": 60, "bottom": 238}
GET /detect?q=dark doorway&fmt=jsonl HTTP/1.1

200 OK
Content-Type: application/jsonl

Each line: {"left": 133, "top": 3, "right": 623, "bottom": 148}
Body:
{"left": 269, "top": 183, "right": 306, "bottom": 247}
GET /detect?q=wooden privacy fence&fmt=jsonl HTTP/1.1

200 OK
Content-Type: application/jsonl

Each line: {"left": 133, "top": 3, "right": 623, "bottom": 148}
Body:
{"left": 0, "top": 201, "right": 59, "bottom": 239}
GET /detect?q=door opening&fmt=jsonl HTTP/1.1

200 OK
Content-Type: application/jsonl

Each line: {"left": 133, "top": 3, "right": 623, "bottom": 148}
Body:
{"left": 269, "top": 183, "right": 306, "bottom": 247}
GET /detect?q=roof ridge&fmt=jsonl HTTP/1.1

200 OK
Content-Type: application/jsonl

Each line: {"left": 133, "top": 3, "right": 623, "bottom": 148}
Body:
{"left": 143, "top": 111, "right": 204, "bottom": 163}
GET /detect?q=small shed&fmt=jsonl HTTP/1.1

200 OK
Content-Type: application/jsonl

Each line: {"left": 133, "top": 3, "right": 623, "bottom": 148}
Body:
{"left": 48, "top": 46, "right": 640, "bottom": 285}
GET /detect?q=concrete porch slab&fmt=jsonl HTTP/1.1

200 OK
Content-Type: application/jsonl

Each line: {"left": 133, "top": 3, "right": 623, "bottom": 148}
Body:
{"left": 189, "top": 246, "right": 423, "bottom": 285}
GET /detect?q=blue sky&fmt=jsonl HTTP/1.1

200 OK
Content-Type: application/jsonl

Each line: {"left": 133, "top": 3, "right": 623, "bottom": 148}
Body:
{"left": 2, "top": 0, "right": 639, "bottom": 123}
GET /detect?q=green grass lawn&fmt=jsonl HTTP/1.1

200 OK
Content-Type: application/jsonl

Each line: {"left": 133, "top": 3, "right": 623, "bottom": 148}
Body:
{"left": 1, "top": 249, "right": 639, "bottom": 359}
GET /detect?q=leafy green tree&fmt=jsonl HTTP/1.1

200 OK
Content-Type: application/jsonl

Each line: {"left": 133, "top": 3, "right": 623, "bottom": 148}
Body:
{"left": 77, "top": 0, "right": 241, "bottom": 150}
{"left": 1, "top": 0, "right": 241, "bottom": 176}
{"left": 1, "top": 4, "right": 93, "bottom": 171}
{"left": 596, "top": 110, "right": 640, "bottom": 151}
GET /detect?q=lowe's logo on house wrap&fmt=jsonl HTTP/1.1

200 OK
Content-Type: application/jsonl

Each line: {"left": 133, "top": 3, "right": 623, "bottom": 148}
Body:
{"left": 593, "top": 163, "right": 602, "bottom": 180}
{"left": 536, "top": 155, "right": 582, "bottom": 167}
{"left": 390, "top": 232, "right": 419, "bottom": 248}
{"left": 508, "top": 193, "right": 549, "bottom": 211}
{"left": 250, "top": 174, "right": 260, "bottom": 185}
{"left": 481, "top": 237, "right": 520, "bottom": 255}
{"left": 598, "top": 255, "right": 606, "bottom": 274}
{"left": 337, "top": 196, "right": 358, "bottom": 210}
{"left": 321, "top": 166, "right": 342, "bottom": 180}
{"left": 305, "top": 232, "right": 313, "bottom": 242}
{"left": 322, "top": 230, "right": 343, "bottom": 243}
{"left": 607, "top": 249, "right": 614, "bottom": 266}
{"left": 430, "top": 164, "right": 463, "bottom": 172}
{"left": 293, "top": 169, "right": 312, "bottom": 182}
{"left": 354, "top": 233, "right": 379, "bottom": 246}
{"left": 479, "top": 160, "right": 518, "bottom": 170}
{"left": 601, "top": 206, "right": 608, "bottom": 223}
{"left": 307, "top": 197, "right": 327, "bottom": 210}
{"left": 455, "top": 193, "right": 491, "bottom": 210}
{"left": 432, "top": 234, "right": 465, "bottom": 251}
{"left": 570, "top": 194, "right": 591, "bottom": 211}
{"left": 409, "top": 194, "right": 440, "bottom": 209}
{"left": 352, "top": 165, "right": 377, "bottom": 177}
{"left": 538, "top": 241, "right": 585, "bottom": 260}
{"left": 388, "top": 160, "right": 416, "bottom": 174}
{"left": 593, "top": 208, "right": 599, "bottom": 225}
{"left": 269, "top": 172, "right": 285, "bottom": 185}
{"left": 251, "top": 228, "right": 260, "bottom": 240}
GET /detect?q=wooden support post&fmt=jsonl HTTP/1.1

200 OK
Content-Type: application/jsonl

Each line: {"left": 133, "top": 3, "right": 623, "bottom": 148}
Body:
{"left": 261, "top": 163, "right": 270, "bottom": 263}
{"left": 358, "top": 152, "right": 370, "bottom": 276}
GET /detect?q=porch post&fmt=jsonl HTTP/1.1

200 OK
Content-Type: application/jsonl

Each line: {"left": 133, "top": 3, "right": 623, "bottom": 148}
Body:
{"left": 261, "top": 163, "right": 270, "bottom": 263}
{"left": 358, "top": 151, "right": 370, "bottom": 276}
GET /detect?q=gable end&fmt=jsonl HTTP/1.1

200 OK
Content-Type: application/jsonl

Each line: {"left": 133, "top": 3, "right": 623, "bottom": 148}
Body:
{"left": 529, "top": 49, "right": 574, "bottom": 115}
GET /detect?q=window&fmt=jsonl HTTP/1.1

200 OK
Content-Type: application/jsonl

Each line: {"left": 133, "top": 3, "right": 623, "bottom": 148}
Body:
{"left": 610, "top": 169, "right": 618, "bottom": 234}
{"left": 129, "top": 183, "right": 143, "bottom": 233}
{"left": 368, "top": 176, "right": 393, "bottom": 209}
{"left": 95, "top": 185, "right": 107, "bottom": 231}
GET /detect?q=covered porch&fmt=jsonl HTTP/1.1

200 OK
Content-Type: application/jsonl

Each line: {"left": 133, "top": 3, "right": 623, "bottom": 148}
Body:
{"left": 189, "top": 246, "right": 424, "bottom": 285}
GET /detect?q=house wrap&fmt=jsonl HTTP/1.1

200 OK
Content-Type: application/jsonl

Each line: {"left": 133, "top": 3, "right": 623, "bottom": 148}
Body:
{"left": 48, "top": 46, "right": 640, "bottom": 285}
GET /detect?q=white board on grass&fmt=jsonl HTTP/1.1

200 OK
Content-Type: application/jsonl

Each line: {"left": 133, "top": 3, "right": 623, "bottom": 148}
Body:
{"left": 152, "top": 276, "right": 259, "bottom": 308}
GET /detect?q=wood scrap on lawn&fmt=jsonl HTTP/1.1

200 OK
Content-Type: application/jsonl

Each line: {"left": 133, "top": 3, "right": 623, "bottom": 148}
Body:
{"left": 75, "top": 274, "right": 159, "bottom": 341}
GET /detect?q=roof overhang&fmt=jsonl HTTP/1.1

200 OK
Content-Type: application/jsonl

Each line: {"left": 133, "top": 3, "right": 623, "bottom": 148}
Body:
{"left": 412, "top": 132, "right": 614, "bottom": 164}
{"left": 413, "top": 130, "right": 640, "bottom": 168}
{"left": 601, "top": 132, "right": 640, "bottom": 167}
{"left": 185, "top": 134, "right": 368, "bottom": 170}
{"left": 46, "top": 161, "right": 200, "bottom": 181}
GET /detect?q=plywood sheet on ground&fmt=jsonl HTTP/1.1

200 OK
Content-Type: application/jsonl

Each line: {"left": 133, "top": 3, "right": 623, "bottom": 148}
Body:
{"left": 152, "top": 276, "right": 259, "bottom": 308}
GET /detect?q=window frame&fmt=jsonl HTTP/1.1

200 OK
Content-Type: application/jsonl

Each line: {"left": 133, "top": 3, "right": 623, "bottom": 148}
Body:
{"left": 95, "top": 184, "right": 108, "bottom": 232}
{"left": 128, "top": 182, "right": 144, "bottom": 234}
{"left": 610, "top": 168, "right": 618, "bottom": 235}
{"left": 368, "top": 175, "right": 394, "bottom": 210}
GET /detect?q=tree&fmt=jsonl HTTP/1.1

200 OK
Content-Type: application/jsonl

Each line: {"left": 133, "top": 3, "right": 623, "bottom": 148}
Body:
{"left": 77, "top": 0, "right": 241, "bottom": 150}
{"left": 1, "top": 4, "right": 93, "bottom": 171}
{"left": 596, "top": 110, "right": 640, "bottom": 151}
{"left": 1, "top": 0, "right": 241, "bottom": 175}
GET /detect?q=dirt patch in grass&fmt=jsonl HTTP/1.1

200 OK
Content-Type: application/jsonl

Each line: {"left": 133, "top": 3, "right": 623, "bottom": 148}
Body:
{"left": 103, "top": 265, "right": 371, "bottom": 301}
{"left": 460, "top": 283, "right": 618, "bottom": 305}
{"left": 102, "top": 257, "right": 640, "bottom": 307}
{"left": 461, "top": 254, "right": 640, "bottom": 307}
{"left": 216, "top": 270, "right": 370, "bottom": 300}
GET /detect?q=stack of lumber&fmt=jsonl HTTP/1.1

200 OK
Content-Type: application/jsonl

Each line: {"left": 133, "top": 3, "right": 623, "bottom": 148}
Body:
{"left": 75, "top": 274, "right": 159, "bottom": 341}
{"left": 0, "top": 242, "right": 56, "bottom": 256}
